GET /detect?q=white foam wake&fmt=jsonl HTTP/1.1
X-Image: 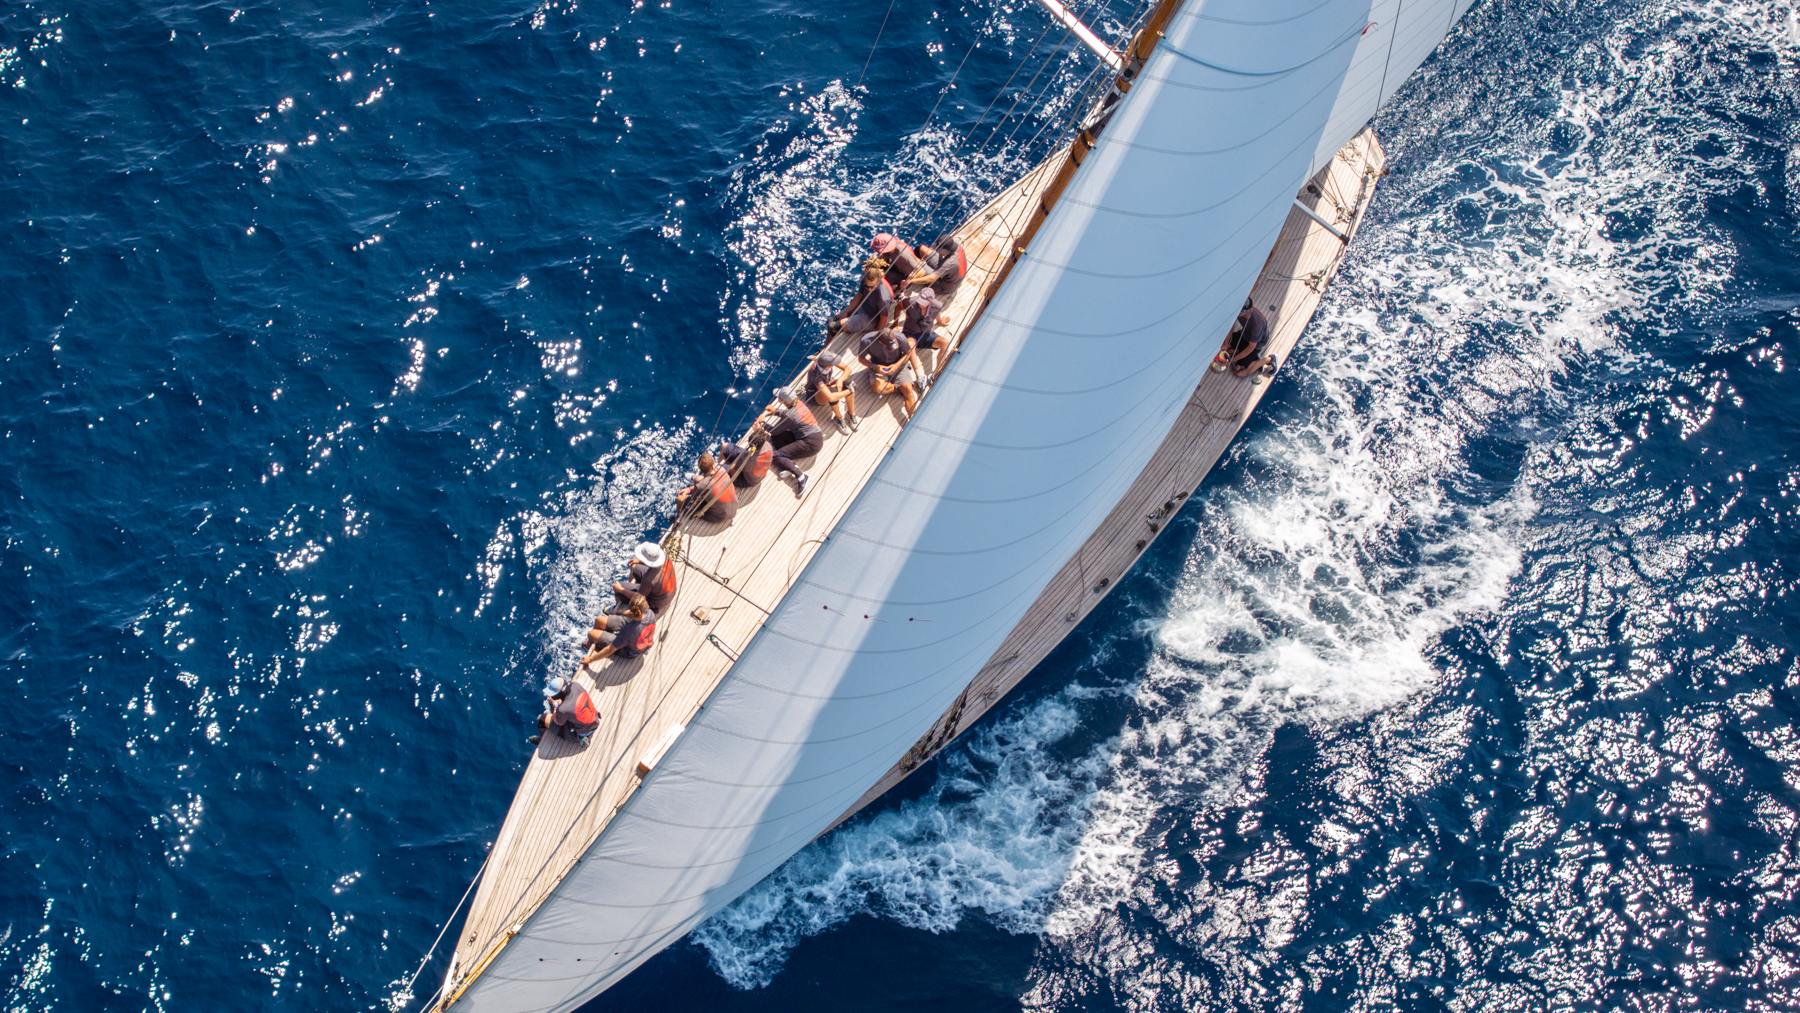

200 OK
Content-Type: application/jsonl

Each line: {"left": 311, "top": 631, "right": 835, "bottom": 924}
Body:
{"left": 691, "top": 0, "right": 1787, "bottom": 997}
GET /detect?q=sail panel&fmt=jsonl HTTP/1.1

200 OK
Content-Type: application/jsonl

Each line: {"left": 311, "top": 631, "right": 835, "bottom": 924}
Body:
{"left": 454, "top": 0, "right": 1468, "bottom": 1008}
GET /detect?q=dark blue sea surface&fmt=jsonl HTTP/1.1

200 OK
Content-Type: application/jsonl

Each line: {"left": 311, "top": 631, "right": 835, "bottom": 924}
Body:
{"left": 3, "top": 0, "right": 1797, "bottom": 1009}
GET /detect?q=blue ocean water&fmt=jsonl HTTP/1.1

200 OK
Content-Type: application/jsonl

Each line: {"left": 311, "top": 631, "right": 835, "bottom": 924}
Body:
{"left": 2, "top": 0, "right": 1796, "bottom": 1009}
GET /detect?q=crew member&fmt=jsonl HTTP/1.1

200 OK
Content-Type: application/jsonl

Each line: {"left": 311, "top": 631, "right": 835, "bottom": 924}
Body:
{"left": 829, "top": 262, "right": 895, "bottom": 340}
{"left": 1222, "top": 301, "right": 1274, "bottom": 380}
{"left": 583, "top": 593, "right": 657, "bottom": 664}
{"left": 857, "top": 327, "right": 923, "bottom": 420}
{"left": 718, "top": 427, "right": 774, "bottom": 489}
{"left": 908, "top": 234, "right": 967, "bottom": 301}
{"left": 674, "top": 451, "right": 737, "bottom": 524}
{"left": 871, "top": 232, "right": 925, "bottom": 294}
{"left": 760, "top": 387, "right": 823, "bottom": 497}
{"left": 899, "top": 287, "right": 950, "bottom": 372}
{"left": 613, "top": 540, "right": 676, "bottom": 615}
{"left": 805, "top": 349, "right": 858, "bottom": 433}
{"left": 530, "top": 675, "right": 600, "bottom": 746}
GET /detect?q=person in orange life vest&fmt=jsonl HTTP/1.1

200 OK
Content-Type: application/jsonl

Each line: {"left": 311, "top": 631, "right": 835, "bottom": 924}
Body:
{"left": 827, "top": 261, "right": 895, "bottom": 341}
{"left": 674, "top": 451, "right": 737, "bottom": 523}
{"left": 857, "top": 327, "right": 923, "bottom": 420}
{"left": 716, "top": 426, "right": 774, "bottom": 489}
{"left": 759, "top": 387, "right": 823, "bottom": 498}
{"left": 530, "top": 675, "right": 599, "bottom": 746}
{"left": 906, "top": 234, "right": 967, "bottom": 301}
{"left": 613, "top": 540, "right": 675, "bottom": 615}
{"left": 804, "top": 349, "right": 857, "bottom": 433}
{"left": 583, "top": 592, "right": 657, "bottom": 664}
{"left": 871, "top": 232, "right": 925, "bottom": 295}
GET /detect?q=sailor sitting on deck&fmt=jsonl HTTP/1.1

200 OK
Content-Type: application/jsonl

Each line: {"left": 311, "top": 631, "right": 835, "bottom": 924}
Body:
{"left": 583, "top": 592, "right": 657, "bottom": 665}
{"left": 717, "top": 427, "right": 774, "bottom": 489}
{"left": 906, "top": 233, "right": 968, "bottom": 302}
{"left": 759, "top": 387, "right": 824, "bottom": 499}
{"left": 899, "top": 286, "right": 950, "bottom": 373}
{"left": 531, "top": 675, "right": 599, "bottom": 746}
{"left": 804, "top": 349, "right": 857, "bottom": 434}
{"left": 871, "top": 232, "right": 926, "bottom": 295}
{"left": 674, "top": 451, "right": 738, "bottom": 524}
{"left": 1218, "top": 300, "right": 1276, "bottom": 383}
{"left": 857, "top": 327, "right": 924, "bottom": 420}
{"left": 826, "top": 261, "right": 895, "bottom": 341}
{"left": 613, "top": 541, "right": 676, "bottom": 616}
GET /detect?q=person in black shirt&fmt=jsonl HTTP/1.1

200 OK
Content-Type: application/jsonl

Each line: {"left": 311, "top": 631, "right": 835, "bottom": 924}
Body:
{"left": 899, "top": 287, "right": 950, "bottom": 375}
{"left": 871, "top": 233, "right": 925, "bottom": 294}
{"left": 674, "top": 451, "right": 738, "bottom": 523}
{"left": 805, "top": 349, "right": 858, "bottom": 433}
{"left": 1221, "top": 301, "right": 1275, "bottom": 381}
{"left": 717, "top": 427, "right": 774, "bottom": 489}
{"left": 529, "top": 675, "right": 600, "bottom": 746}
{"left": 760, "top": 387, "right": 824, "bottom": 497}
{"left": 828, "top": 262, "right": 895, "bottom": 341}
{"left": 613, "top": 541, "right": 676, "bottom": 615}
{"left": 907, "top": 234, "right": 967, "bottom": 301}
{"left": 857, "top": 327, "right": 923, "bottom": 419}
{"left": 583, "top": 593, "right": 657, "bottom": 664}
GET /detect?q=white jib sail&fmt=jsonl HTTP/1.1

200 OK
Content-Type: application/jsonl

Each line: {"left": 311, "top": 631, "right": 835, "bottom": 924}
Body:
{"left": 456, "top": 0, "right": 1472, "bottom": 1008}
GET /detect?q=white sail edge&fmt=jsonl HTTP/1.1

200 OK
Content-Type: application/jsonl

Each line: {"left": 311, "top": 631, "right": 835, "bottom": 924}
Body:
{"left": 450, "top": 0, "right": 1473, "bottom": 1009}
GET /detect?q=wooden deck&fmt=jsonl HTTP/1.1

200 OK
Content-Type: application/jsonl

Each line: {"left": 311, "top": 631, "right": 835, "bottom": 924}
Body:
{"left": 439, "top": 127, "right": 1387, "bottom": 1004}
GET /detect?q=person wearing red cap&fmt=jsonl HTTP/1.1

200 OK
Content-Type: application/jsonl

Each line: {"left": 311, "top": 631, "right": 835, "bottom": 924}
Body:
{"left": 871, "top": 232, "right": 925, "bottom": 294}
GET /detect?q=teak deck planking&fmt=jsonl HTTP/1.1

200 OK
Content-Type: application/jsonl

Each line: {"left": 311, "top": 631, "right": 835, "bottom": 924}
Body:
{"left": 440, "top": 128, "right": 1387, "bottom": 1000}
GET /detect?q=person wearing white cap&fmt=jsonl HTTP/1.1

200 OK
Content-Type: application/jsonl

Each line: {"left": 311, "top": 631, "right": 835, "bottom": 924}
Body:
{"left": 530, "top": 674, "right": 599, "bottom": 746}
{"left": 759, "top": 386, "right": 823, "bottom": 498}
{"left": 804, "top": 348, "right": 857, "bottom": 433}
{"left": 613, "top": 540, "right": 676, "bottom": 614}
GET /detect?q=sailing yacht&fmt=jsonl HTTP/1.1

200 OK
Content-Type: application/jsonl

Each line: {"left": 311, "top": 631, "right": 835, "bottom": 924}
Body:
{"left": 422, "top": 0, "right": 1474, "bottom": 1008}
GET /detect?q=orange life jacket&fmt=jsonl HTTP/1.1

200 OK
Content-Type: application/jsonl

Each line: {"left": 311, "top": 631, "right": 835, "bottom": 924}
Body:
{"left": 746, "top": 444, "right": 773, "bottom": 482}
{"left": 652, "top": 561, "right": 676, "bottom": 597}
{"left": 708, "top": 468, "right": 737, "bottom": 504}
{"left": 632, "top": 617, "right": 657, "bottom": 654}
{"left": 572, "top": 689, "right": 599, "bottom": 727}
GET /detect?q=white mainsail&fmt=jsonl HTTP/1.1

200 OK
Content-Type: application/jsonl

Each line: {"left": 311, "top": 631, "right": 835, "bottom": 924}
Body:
{"left": 453, "top": 0, "right": 1471, "bottom": 1007}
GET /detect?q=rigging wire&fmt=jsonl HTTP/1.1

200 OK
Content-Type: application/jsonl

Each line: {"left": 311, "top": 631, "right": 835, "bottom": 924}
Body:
{"left": 857, "top": 0, "right": 901, "bottom": 88}
{"left": 402, "top": 851, "right": 490, "bottom": 1009}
